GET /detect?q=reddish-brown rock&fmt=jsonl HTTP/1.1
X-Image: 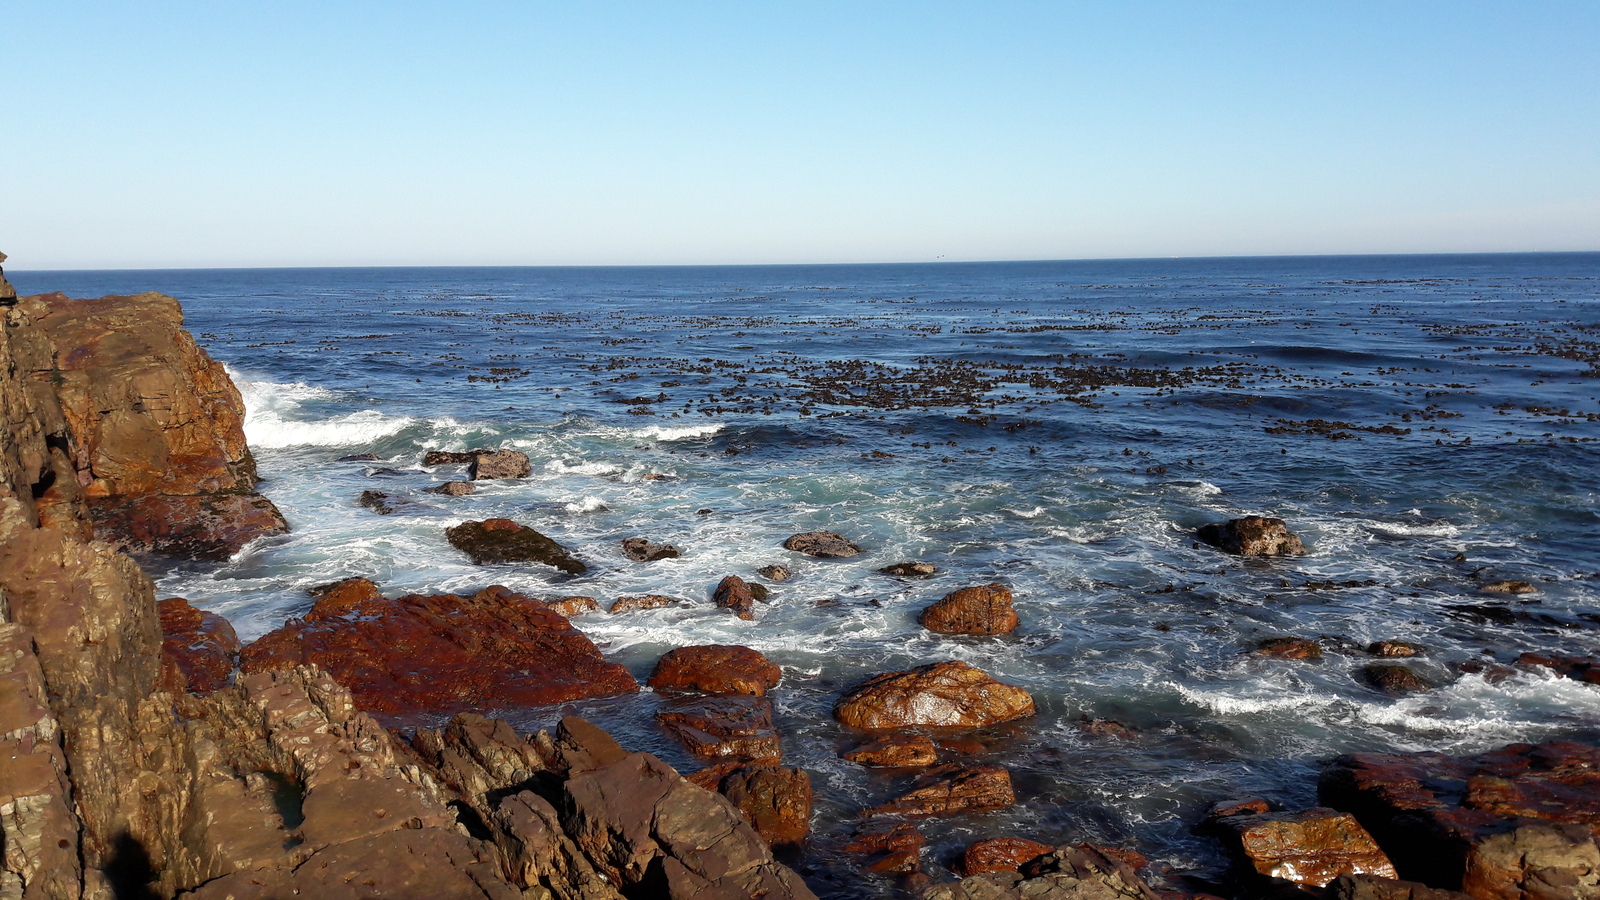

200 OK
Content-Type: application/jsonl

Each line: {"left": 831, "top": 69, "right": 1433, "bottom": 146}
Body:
{"left": 866, "top": 764, "right": 1015, "bottom": 818}
{"left": 845, "top": 734, "right": 940, "bottom": 767}
{"left": 783, "top": 530, "right": 861, "bottom": 558}
{"left": 468, "top": 448, "right": 531, "bottom": 479}
{"left": 545, "top": 595, "right": 600, "bottom": 617}
{"left": 608, "top": 594, "right": 677, "bottom": 614}
{"left": 919, "top": 583, "right": 1020, "bottom": 635}
{"left": 834, "top": 661, "right": 1036, "bottom": 730}
{"left": 1196, "top": 516, "right": 1306, "bottom": 557}
{"left": 1257, "top": 637, "right": 1323, "bottom": 659}
{"left": 1320, "top": 740, "right": 1600, "bottom": 897}
{"left": 713, "top": 574, "right": 757, "bottom": 620}
{"left": 845, "top": 821, "right": 926, "bottom": 855}
{"left": 963, "top": 837, "right": 1056, "bottom": 875}
{"left": 1517, "top": 652, "right": 1600, "bottom": 684}
{"left": 1216, "top": 807, "right": 1397, "bottom": 887}
{"left": 1327, "top": 874, "right": 1475, "bottom": 900}
{"left": 1370, "top": 641, "right": 1426, "bottom": 658}
{"left": 656, "top": 694, "right": 782, "bottom": 761}
{"left": 239, "top": 584, "right": 637, "bottom": 721}
{"left": 158, "top": 597, "right": 240, "bottom": 694}
{"left": 925, "top": 844, "right": 1163, "bottom": 900}
{"left": 1480, "top": 580, "right": 1537, "bottom": 595}
{"left": 1363, "top": 663, "right": 1432, "bottom": 695}
{"left": 445, "top": 518, "right": 587, "bottom": 574}
{"left": 1078, "top": 717, "right": 1139, "bottom": 740}
{"left": 648, "top": 644, "right": 783, "bottom": 697}
{"left": 689, "top": 762, "right": 814, "bottom": 847}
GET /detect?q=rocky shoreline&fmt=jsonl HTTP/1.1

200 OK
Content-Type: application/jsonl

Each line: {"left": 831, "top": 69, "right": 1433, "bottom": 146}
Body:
{"left": 2, "top": 273, "right": 1597, "bottom": 899}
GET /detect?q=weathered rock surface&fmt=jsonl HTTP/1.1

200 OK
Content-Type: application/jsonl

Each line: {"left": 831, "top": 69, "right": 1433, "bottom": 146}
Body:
{"left": 867, "top": 764, "right": 1016, "bottom": 818}
{"left": 1517, "top": 652, "right": 1600, "bottom": 684}
{"left": 920, "top": 583, "right": 1019, "bottom": 635}
{"left": 545, "top": 595, "right": 600, "bottom": 617}
{"left": 358, "top": 488, "right": 402, "bottom": 514}
{"left": 158, "top": 596, "right": 240, "bottom": 695}
{"left": 844, "top": 821, "right": 926, "bottom": 875}
{"left": 714, "top": 574, "right": 758, "bottom": 620}
{"left": 835, "top": 661, "right": 1036, "bottom": 730}
{"left": 845, "top": 734, "right": 941, "bottom": 767}
{"left": 1257, "top": 637, "right": 1323, "bottom": 659}
{"left": 609, "top": 594, "right": 677, "bottom": 614}
{"left": 924, "top": 845, "right": 1164, "bottom": 900}
{"left": 648, "top": 644, "right": 783, "bottom": 697}
{"left": 1480, "top": 580, "right": 1537, "bottom": 595}
{"left": 656, "top": 694, "right": 783, "bottom": 761}
{"left": 1363, "top": 663, "right": 1432, "bottom": 695}
{"left": 445, "top": 517, "right": 587, "bottom": 574}
{"left": 0, "top": 251, "right": 14, "bottom": 303}
{"left": 423, "top": 450, "right": 483, "bottom": 465}
{"left": 1196, "top": 516, "right": 1306, "bottom": 557}
{"left": 1215, "top": 807, "right": 1397, "bottom": 887}
{"left": 783, "top": 530, "right": 861, "bottom": 558}
{"left": 1328, "top": 874, "right": 1476, "bottom": 900}
{"left": 881, "top": 561, "right": 938, "bottom": 577}
{"left": 240, "top": 583, "right": 637, "bottom": 720}
{"left": 688, "top": 762, "right": 813, "bottom": 847}
{"left": 468, "top": 449, "right": 531, "bottom": 480}
{"left": 621, "top": 536, "right": 682, "bottom": 561}
{"left": 1320, "top": 740, "right": 1600, "bottom": 898}
{"left": 757, "top": 564, "right": 793, "bottom": 582}
{"left": 428, "top": 479, "right": 476, "bottom": 495}
{"left": 962, "top": 838, "right": 1057, "bottom": 875}
{"left": 1370, "top": 641, "right": 1426, "bottom": 658}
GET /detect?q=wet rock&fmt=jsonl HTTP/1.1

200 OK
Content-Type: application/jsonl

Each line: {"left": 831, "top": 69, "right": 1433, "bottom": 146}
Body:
{"left": 609, "top": 594, "right": 677, "bottom": 614}
{"left": 1077, "top": 716, "right": 1138, "bottom": 740}
{"left": 1257, "top": 637, "right": 1323, "bottom": 659}
{"left": 303, "top": 576, "right": 386, "bottom": 619}
{"left": 758, "top": 564, "right": 793, "bottom": 582}
{"left": 750, "top": 582, "right": 770, "bottom": 601}
{"left": 1362, "top": 664, "right": 1431, "bottom": 695}
{"left": 553, "top": 716, "right": 630, "bottom": 775}
{"left": 648, "top": 645, "right": 783, "bottom": 697}
{"left": 845, "top": 734, "right": 940, "bottom": 767}
{"left": 845, "top": 821, "right": 926, "bottom": 855}
{"left": 88, "top": 492, "right": 288, "bottom": 560}
{"left": 1370, "top": 641, "right": 1425, "bottom": 658}
{"left": 560, "top": 750, "right": 818, "bottom": 899}
{"left": 621, "top": 536, "right": 682, "bottom": 561}
{"left": 157, "top": 596, "right": 240, "bottom": 694}
{"left": 1517, "top": 652, "right": 1600, "bottom": 684}
{"left": 1206, "top": 798, "right": 1273, "bottom": 822}
{"left": 1321, "top": 741, "right": 1600, "bottom": 896}
{"left": 1196, "top": 516, "right": 1307, "bottom": 557}
{"left": 423, "top": 450, "right": 483, "bottom": 465}
{"left": 428, "top": 480, "right": 475, "bottom": 496}
{"left": 656, "top": 694, "right": 783, "bottom": 761}
{"left": 545, "top": 595, "right": 600, "bottom": 617}
{"left": 688, "top": 762, "right": 814, "bottom": 847}
{"left": 358, "top": 488, "right": 402, "bottom": 514}
{"left": 783, "top": 529, "right": 862, "bottom": 558}
{"left": 920, "top": 583, "right": 1020, "bottom": 636}
{"left": 239, "top": 584, "right": 637, "bottom": 720}
{"left": 337, "top": 453, "right": 380, "bottom": 461}
{"left": 1480, "top": 580, "right": 1537, "bottom": 595}
{"left": 1215, "top": 807, "right": 1397, "bottom": 887}
{"left": 445, "top": 518, "right": 587, "bottom": 574}
{"left": 714, "top": 574, "right": 757, "bottom": 620}
{"left": 866, "top": 764, "right": 1015, "bottom": 818}
{"left": 1327, "top": 873, "right": 1475, "bottom": 900}
{"left": 834, "top": 660, "right": 1036, "bottom": 730}
{"left": 468, "top": 448, "right": 531, "bottom": 479}
{"left": 963, "top": 837, "right": 1057, "bottom": 875}
{"left": 925, "top": 844, "right": 1163, "bottom": 900}
{"left": 881, "top": 561, "right": 938, "bottom": 577}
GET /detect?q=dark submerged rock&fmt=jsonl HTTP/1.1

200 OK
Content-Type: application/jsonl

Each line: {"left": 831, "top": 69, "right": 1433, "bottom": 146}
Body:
{"left": 445, "top": 518, "right": 587, "bottom": 574}
{"left": 881, "top": 561, "right": 938, "bottom": 577}
{"left": 1257, "top": 636, "right": 1323, "bottom": 659}
{"left": 1362, "top": 664, "right": 1432, "bottom": 695}
{"left": 620, "top": 536, "right": 681, "bottom": 561}
{"left": 783, "top": 529, "right": 862, "bottom": 558}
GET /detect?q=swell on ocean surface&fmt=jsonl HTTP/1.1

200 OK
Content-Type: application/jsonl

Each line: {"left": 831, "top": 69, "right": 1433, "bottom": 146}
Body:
{"left": 30, "top": 255, "right": 1597, "bottom": 896}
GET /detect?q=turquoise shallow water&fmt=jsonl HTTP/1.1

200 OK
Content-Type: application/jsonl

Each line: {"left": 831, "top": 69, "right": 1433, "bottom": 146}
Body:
{"left": 16, "top": 254, "right": 1600, "bottom": 893}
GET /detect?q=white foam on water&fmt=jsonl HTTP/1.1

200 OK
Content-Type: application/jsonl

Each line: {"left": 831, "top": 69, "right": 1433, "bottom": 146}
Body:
{"left": 546, "top": 459, "right": 625, "bottom": 477}
{"left": 632, "top": 423, "right": 725, "bottom": 441}
{"left": 564, "top": 496, "right": 610, "bottom": 513}
{"left": 230, "top": 367, "right": 416, "bottom": 449}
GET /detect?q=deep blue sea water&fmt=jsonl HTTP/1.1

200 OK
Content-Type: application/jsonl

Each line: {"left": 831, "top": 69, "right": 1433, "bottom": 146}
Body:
{"left": 15, "top": 254, "right": 1600, "bottom": 894}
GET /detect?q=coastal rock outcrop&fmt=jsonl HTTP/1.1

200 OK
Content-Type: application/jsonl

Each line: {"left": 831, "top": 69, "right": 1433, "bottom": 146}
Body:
{"left": 1196, "top": 516, "right": 1306, "bottom": 557}
{"left": 1214, "top": 807, "right": 1397, "bottom": 887}
{"left": 866, "top": 763, "right": 1015, "bottom": 818}
{"left": 713, "top": 574, "right": 758, "bottom": 620}
{"left": 648, "top": 644, "right": 783, "bottom": 697}
{"left": 961, "top": 838, "right": 1056, "bottom": 875}
{"left": 445, "top": 517, "right": 587, "bottom": 574}
{"left": 239, "top": 583, "right": 638, "bottom": 720}
{"left": 688, "top": 762, "right": 814, "bottom": 848}
{"left": 919, "top": 583, "right": 1019, "bottom": 635}
{"left": 622, "top": 536, "right": 681, "bottom": 561}
{"left": 923, "top": 844, "right": 1164, "bottom": 900}
{"left": 834, "top": 660, "right": 1036, "bottom": 729}
{"left": 783, "top": 530, "right": 861, "bottom": 558}
{"left": 469, "top": 448, "right": 531, "bottom": 479}
{"left": 158, "top": 596, "right": 241, "bottom": 694}
{"left": 656, "top": 694, "right": 783, "bottom": 761}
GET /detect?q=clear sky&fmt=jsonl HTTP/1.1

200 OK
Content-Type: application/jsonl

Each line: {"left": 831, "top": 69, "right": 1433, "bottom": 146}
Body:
{"left": 4, "top": 1, "right": 1598, "bottom": 268}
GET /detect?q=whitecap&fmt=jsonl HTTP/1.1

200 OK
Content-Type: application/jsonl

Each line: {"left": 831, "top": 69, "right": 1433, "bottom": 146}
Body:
{"left": 633, "top": 423, "right": 725, "bottom": 441}
{"left": 546, "top": 459, "right": 624, "bottom": 477}
{"left": 564, "top": 496, "right": 610, "bottom": 513}
{"left": 248, "top": 409, "right": 416, "bottom": 449}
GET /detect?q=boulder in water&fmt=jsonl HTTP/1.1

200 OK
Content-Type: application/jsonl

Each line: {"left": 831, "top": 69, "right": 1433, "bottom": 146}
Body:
{"left": 844, "top": 734, "right": 940, "bottom": 767}
{"left": 621, "top": 536, "right": 681, "bottom": 561}
{"left": 881, "top": 561, "right": 937, "bottom": 577}
{"left": 469, "top": 449, "right": 531, "bottom": 480}
{"left": 1196, "top": 516, "right": 1306, "bottom": 557}
{"left": 445, "top": 518, "right": 587, "bottom": 574}
{"left": 961, "top": 838, "right": 1056, "bottom": 876}
{"left": 783, "top": 530, "right": 861, "bottom": 558}
{"left": 866, "top": 764, "right": 1015, "bottom": 818}
{"left": 648, "top": 645, "right": 782, "bottom": 697}
{"left": 1214, "top": 807, "right": 1397, "bottom": 887}
{"left": 919, "top": 583, "right": 1019, "bottom": 635}
{"left": 428, "top": 480, "right": 475, "bottom": 496}
{"left": 713, "top": 574, "right": 757, "bottom": 620}
{"left": 656, "top": 694, "right": 782, "bottom": 761}
{"left": 834, "top": 661, "right": 1035, "bottom": 730}
{"left": 157, "top": 597, "right": 240, "bottom": 695}
{"left": 1257, "top": 636, "right": 1323, "bottom": 659}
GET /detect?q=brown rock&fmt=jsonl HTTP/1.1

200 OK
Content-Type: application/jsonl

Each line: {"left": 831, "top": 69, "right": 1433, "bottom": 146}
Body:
{"left": 304, "top": 576, "right": 386, "bottom": 620}
{"left": 428, "top": 480, "right": 475, "bottom": 495}
{"left": 648, "top": 644, "right": 783, "bottom": 697}
{"left": 158, "top": 597, "right": 240, "bottom": 694}
{"left": 239, "top": 584, "right": 637, "bottom": 721}
{"left": 691, "top": 762, "right": 814, "bottom": 847}
{"left": 445, "top": 518, "right": 587, "bottom": 574}
{"left": 1215, "top": 807, "right": 1397, "bottom": 887}
{"left": 0, "top": 624, "right": 82, "bottom": 898}
{"left": 1370, "top": 641, "right": 1425, "bottom": 658}
{"left": 920, "top": 583, "right": 1020, "bottom": 635}
{"left": 1327, "top": 873, "right": 1475, "bottom": 900}
{"left": 656, "top": 694, "right": 782, "bottom": 761}
{"left": 88, "top": 492, "right": 288, "bottom": 561}
{"left": 757, "top": 564, "right": 793, "bottom": 582}
{"left": 845, "top": 734, "right": 940, "bottom": 767}
{"left": 0, "top": 250, "right": 14, "bottom": 304}
{"left": 553, "top": 716, "right": 630, "bottom": 775}
{"left": 357, "top": 488, "right": 402, "bottom": 515}
{"left": 834, "top": 660, "right": 1036, "bottom": 730}
{"left": 1207, "top": 798, "right": 1273, "bottom": 822}
{"left": 866, "top": 763, "right": 1015, "bottom": 818}
{"left": 1517, "top": 652, "right": 1600, "bottom": 684}
{"left": 714, "top": 574, "right": 757, "bottom": 620}
{"left": 621, "top": 536, "right": 681, "bottom": 561}
{"left": 925, "top": 844, "right": 1163, "bottom": 900}
{"left": 963, "top": 837, "right": 1057, "bottom": 875}
{"left": 545, "top": 595, "right": 600, "bottom": 617}
{"left": 881, "top": 561, "right": 938, "bottom": 577}
{"left": 844, "top": 821, "right": 926, "bottom": 855}
{"left": 783, "top": 530, "right": 862, "bottom": 558}
{"left": 1257, "top": 637, "right": 1323, "bottom": 659}
{"left": 410, "top": 712, "right": 547, "bottom": 812}
{"left": 869, "top": 849, "right": 923, "bottom": 874}
{"left": 490, "top": 789, "right": 624, "bottom": 899}
{"left": 1480, "top": 580, "right": 1537, "bottom": 595}
{"left": 423, "top": 450, "right": 484, "bottom": 465}
{"left": 1078, "top": 717, "right": 1138, "bottom": 740}
{"left": 1363, "top": 664, "right": 1431, "bottom": 695}
{"left": 1196, "top": 516, "right": 1307, "bottom": 557}
{"left": 468, "top": 448, "right": 531, "bottom": 479}
{"left": 609, "top": 594, "right": 677, "bottom": 614}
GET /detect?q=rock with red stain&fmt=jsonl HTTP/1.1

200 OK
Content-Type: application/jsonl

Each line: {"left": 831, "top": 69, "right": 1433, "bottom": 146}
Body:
{"left": 1257, "top": 637, "right": 1323, "bottom": 659}
{"left": 1517, "top": 652, "right": 1600, "bottom": 684}
{"left": 656, "top": 694, "right": 782, "bottom": 761}
{"left": 962, "top": 838, "right": 1056, "bottom": 875}
{"left": 239, "top": 583, "right": 637, "bottom": 722}
{"left": 866, "top": 764, "right": 1015, "bottom": 818}
{"left": 1196, "top": 516, "right": 1306, "bottom": 557}
{"left": 157, "top": 597, "right": 240, "bottom": 695}
{"left": 919, "top": 583, "right": 1020, "bottom": 636}
{"left": 1215, "top": 807, "right": 1396, "bottom": 887}
{"left": 648, "top": 645, "right": 783, "bottom": 697}
{"left": 1320, "top": 740, "right": 1600, "bottom": 899}
{"left": 445, "top": 518, "right": 586, "bottom": 574}
{"left": 88, "top": 493, "right": 288, "bottom": 561}
{"left": 844, "top": 734, "right": 940, "bottom": 768}
{"left": 834, "top": 661, "right": 1035, "bottom": 730}
{"left": 688, "top": 761, "right": 813, "bottom": 847}
{"left": 713, "top": 575, "right": 757, "bottom": 620}
{"left": 925, "top": 845, "right": 1163, "bottom": 900}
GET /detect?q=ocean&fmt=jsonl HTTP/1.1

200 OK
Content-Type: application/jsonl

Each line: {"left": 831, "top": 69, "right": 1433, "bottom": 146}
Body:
{"left": 14, "top": 253, "right": 1600, "bottom": 893}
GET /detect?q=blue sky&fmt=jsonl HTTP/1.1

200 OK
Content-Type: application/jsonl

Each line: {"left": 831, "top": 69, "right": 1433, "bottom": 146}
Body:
{"left": 4, "top": 2, "right": 1597, "bottom": 268}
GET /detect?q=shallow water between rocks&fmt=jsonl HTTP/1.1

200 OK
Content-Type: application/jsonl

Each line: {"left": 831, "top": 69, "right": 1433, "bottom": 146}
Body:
{"left": 18, "top": 254, "right": 1600, "bottom": 895}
